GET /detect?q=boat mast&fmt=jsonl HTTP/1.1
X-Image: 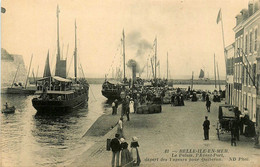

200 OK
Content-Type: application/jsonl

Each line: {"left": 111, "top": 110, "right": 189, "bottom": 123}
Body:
{"left": 150, "top": 58, "right": 154, "bottom": 78}
{"left": 214, "top": 53, "right": 217, "bottom": 89}
{"left": 147, "top": 58, "right": 149, "bottom": 79}
{"left": 57, "top": 5, "right": 60, "bottom": 61}
{"left": 122, "top": 29, "right": 126, "bottom": 82}
{"left": 217, "top": 62, "right": 221, "bottom": 91}
{"left": 11, "top": 63, "right": 20, "bottom": 88}
{"left": 32, "top": 69, "right": 36, "bottom": 83}
{"left": 55, "top": 5, "right": 61, "bottom": 77}
{"left": 191, "top": 71, "right": 194, "bottom": 91}
{"left": 25, "top": 54, "right": 33, "bottom": 89}
{"left": 154, "top": 37, "right": 157, "bottom": 79}
{"left": 74, "top": 20, "right": 77, "bottom": 82}
{"left": 158, "top": 60, "right": 161, "bottom": 78}
{"left": 167, "top": 52, "right": 168, "bottom": 80}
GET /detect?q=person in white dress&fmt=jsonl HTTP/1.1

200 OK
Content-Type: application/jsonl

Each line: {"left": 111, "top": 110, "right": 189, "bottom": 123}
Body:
{"left": 129, "top": 98, "right": 134, "bottom": 113}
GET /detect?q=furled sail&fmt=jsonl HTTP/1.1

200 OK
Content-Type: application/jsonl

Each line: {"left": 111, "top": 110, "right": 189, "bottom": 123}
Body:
{"left": 43, "top": 51, "right": 51, "bottom": 77}
{"left": 199, "top": 69, "right": 204, "bottom": 79}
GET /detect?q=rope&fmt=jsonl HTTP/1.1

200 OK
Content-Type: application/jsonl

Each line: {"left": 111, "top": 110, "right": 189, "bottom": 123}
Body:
{"left": 106, "top": 39, "right": 122, "bottom": 77}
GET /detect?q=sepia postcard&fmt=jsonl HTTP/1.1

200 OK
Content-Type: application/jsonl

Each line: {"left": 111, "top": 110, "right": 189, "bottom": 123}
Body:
{"left": 1, "top": 0, "right": 260, "bottom": 167}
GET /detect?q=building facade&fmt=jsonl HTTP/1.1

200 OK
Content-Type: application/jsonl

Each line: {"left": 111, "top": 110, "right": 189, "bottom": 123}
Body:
{"left": 225, "top": 43, "right": 235, "bottom": 105}
{"left": 232, "top": 0, "right": 260, "bottom": 129}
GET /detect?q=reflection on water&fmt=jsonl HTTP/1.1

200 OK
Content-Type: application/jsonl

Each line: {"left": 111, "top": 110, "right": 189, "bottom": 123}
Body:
{"left": 0, "top": 84, "right": 108, "bottom": 167}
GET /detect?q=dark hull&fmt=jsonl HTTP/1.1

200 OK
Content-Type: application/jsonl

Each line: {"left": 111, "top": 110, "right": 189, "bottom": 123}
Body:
{"left": 32, "top": 93, "right": 88, "bottom": 112}
{"left": 101, "top": 90, "right": 121, "bottom": 100}
{"left": 3, "top": 87, "right": 36, "bottom": 95}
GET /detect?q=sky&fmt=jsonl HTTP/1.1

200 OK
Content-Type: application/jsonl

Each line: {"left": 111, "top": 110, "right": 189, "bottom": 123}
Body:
{"left": 1, "top": 0, "right": 252, "bottom": 79}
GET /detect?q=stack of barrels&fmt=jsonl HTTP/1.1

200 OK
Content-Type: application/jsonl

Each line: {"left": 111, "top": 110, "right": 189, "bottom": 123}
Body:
{"left": 136, "top": 104, "right": 162, "bottom": 114}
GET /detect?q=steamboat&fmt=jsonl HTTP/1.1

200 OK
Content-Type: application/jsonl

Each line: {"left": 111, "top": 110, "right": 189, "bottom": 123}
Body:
{"left": 32, "top": 6, "right": 89, "bottom": 112}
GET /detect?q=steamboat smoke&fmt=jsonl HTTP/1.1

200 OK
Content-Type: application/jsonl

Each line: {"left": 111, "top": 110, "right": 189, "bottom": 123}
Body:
{"left": 127, "top": 31, "right": 152, "bottom": 76}
{"left": 127, "top": 59, "right": 140, "bottom": 83}
{"left": 127, "top": 31, "right": 153, "bottom": 57}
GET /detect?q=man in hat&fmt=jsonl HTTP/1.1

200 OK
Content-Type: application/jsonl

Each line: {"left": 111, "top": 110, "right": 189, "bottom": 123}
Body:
{"left": 120, "top": 92, "right": 127, "bottom": 117}
{"left": 110, "top": 134, "right": 121, "bottom": 167}
{"left": 203, "top": 116, "right": 210, "bottom": 140}
{"left": 125, "top": 96, "right": 130, "bottom": 121}
{"left": 206, "top": 100, "right": 211, "bottom": 112}
{"left": 4, "top": 102, "right": 8, "bottom": 109}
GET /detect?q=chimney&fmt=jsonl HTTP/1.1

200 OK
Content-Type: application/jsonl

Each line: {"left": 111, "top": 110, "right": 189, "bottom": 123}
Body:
{"left": 240, "top": 9, "right": 249, "bottom": 21}
{"left": 235, "top": 14, "right": 243, "bottom": 25}
{"left": 132, "top": 64, "right": 136, "bottom": 86}
{"left": 255, "top": 1, "right": 259, "bottom": 12}
{"left": 248, "top": 2, "right": 254, "bottom": 16}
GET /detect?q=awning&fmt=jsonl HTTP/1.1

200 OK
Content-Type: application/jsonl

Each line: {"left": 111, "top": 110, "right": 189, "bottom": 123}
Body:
{"left": 35, "top": 90, "right": 74, "bottom": 95}
{"left": 36, "top": 77, "right": 51, "bottom": 81}
{"left": 36, "top": 76, "right": 72, "bottom": 83}
{"left": 53, "top": 76, "right": 72, "bottom": 83}
{"left": 105, "top": 80, "right": 125, "bottom": 85}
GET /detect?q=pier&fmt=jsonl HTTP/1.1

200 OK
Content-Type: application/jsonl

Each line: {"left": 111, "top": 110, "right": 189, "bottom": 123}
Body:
{"left": 70, "top": 100, "right": 258, "bottom": 167}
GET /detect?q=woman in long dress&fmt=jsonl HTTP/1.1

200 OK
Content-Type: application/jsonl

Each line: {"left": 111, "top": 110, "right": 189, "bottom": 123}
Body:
{"left": 129, "top": 98, "right": 134, "bottom": 113}
{"left": 120, "top": 138, "right": 133, "bottom": 167}
{"left": 117, "top": 117, "right": 124, "bottom": 139}
{"left": 130, "top": 137, "right": 141, "bottom": 166}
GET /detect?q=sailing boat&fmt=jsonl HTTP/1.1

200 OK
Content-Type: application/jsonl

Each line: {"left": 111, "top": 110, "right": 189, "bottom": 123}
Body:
{"left": 198, "top": 68, "right": 210, "bottom": 81}
{"left": 101, "top": 30, "right": 128, "bottom": 100}
{"left": 32, "top": 6, "right": 89, "bottom": 112}
{"left": 199, "top": 69, "right": 204, "bottom": 79}
{"left": 5, "top": 54, "right": 36, "bottom": 94}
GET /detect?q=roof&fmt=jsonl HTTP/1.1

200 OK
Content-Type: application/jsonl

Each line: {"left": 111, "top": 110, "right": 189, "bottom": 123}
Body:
{"left": 37, "top": 76, "right": 72, "bottom": 83}
{"left": 37, "top": 77, "right": 50, "bottom": 81}
{"left": 219, "top": 104, "right": 237, "bottom": 119}
{"left": 221, "top": 107, "right": 236, "bottom": 118}
{"left": 53, "top": 76, "right": 72, "bottom": 82}
{"left": 105, "top": 80, "right": 126, "bottom": 85}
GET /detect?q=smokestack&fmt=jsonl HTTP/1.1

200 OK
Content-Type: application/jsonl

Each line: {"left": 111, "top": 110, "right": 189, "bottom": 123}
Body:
{"left": 254, "top": 1, "right": 259, "bottom": 12}
{"left": 248, "top": 2, "right": 254, "bottom": 16}
{"left": 235, "top": 14, "right": 243, "bottom": 25}
{"left": 132, "top": 64, "right": 136, "bottom": 86}
{"left": 127, "top": 59, "right": 139, "bottom": 86}
{"left": 240, "top": 9, "right": 249, "bottom": 21}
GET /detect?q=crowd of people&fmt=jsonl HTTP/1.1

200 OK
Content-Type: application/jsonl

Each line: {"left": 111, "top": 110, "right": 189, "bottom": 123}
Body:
{"left": 108, "top": 80, "right": 229, "bottom": 166}
{"left": 110, "top": 134, "right": 141, "bottom": 167}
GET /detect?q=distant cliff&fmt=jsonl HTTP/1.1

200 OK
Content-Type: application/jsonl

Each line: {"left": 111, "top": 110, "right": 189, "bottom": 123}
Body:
{"left": 1, "top": 48, "right": 27, "bottom": 87}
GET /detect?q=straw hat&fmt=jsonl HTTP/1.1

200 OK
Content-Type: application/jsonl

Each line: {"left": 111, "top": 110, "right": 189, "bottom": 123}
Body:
{"left": 132, "top": 136, "right": 138, "bottom": 141}
{"left": 120, "top": 138, "right": 125, "bottom": 143}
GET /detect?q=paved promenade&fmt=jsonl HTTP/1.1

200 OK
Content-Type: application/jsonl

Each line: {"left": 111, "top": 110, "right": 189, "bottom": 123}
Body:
{"left": 70, "top": 101, "right": 259, "bottom": 167}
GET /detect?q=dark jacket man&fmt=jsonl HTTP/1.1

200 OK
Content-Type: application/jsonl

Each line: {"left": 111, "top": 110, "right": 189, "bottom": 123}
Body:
{"left": 206, "top": 100, "right": 211, "bottom": 112}
{"left": 110, "top": 134, "right": 121, "bottom": 167}
{"left": 203, "top": 116, "right": 210, "bottom": 140}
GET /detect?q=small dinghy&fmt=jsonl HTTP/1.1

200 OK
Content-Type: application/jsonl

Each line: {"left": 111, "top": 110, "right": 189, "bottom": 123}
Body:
{"left": 2, "top": 106, "right": 16, "bottom": 114}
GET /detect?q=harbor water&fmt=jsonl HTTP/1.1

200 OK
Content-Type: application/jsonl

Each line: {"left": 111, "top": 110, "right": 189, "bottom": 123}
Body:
{"left": 0, "top": 84, "right": 224, "bottom": 167}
